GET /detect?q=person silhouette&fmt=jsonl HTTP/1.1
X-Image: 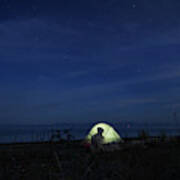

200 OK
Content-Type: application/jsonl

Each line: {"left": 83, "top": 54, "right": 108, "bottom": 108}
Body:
{"left": 91, "top": 127, "right": 104, "bottom": 152}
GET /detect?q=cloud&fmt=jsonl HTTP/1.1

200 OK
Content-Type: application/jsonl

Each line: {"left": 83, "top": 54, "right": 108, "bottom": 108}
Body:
{"left": 62, "top": 70, "right": 91, "bottom": 79}
{"left": 0, "top": 17, "right": 80, "bottom": 46}
{"left": 25, "top": 61, "right": 180, "bottom": 104}
{"left": 118, "top": 62, "right": 180, "bottom": 85}
{"left": 0, "top": 13, "right": 180, "bottom": 65}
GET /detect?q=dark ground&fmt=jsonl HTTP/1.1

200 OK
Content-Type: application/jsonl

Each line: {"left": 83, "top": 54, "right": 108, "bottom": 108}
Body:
{"left": 0, "top": 138, "right": 180, "bottom": 180}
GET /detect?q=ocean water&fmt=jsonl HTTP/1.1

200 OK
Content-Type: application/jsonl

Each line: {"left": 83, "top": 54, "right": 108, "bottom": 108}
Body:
{"left": 0, "top": 123, "right": 179, "bottom": 144}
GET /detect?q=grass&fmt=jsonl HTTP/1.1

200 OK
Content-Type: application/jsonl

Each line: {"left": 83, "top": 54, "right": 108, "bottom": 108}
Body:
{"left": 0, "top": 139, "right": 180, "bottom": 180}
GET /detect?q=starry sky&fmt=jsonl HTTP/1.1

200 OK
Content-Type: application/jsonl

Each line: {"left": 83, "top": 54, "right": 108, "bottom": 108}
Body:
{"left": 0, "top": 0, "right": 180, "bottom": 124}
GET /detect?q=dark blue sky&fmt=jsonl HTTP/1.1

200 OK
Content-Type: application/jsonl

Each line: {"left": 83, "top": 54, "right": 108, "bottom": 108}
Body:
{"left": 0, "top": 0, "right": 180, "bottom": 124}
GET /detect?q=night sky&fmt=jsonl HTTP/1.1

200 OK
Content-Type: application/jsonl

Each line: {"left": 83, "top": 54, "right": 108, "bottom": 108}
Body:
{"left": 0, "top": 0, "right": 180, "bottom": 124}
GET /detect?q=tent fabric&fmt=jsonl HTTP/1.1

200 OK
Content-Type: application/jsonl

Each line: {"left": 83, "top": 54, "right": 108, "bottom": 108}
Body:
{"left": 86, "top": 122, "right": 122, "bottom": 144}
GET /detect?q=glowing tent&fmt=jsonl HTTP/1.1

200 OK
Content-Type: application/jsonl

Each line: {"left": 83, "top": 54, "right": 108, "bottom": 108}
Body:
{"left": 86, "top": 122, "right": 122, "bottom": 144}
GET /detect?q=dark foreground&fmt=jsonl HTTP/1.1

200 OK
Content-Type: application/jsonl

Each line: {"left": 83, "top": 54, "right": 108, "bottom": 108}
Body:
{"left": 0, "top": 138, "right": 180, "bottom": 180}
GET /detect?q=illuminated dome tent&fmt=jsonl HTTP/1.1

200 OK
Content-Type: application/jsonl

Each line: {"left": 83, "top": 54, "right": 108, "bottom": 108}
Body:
{"left": 86, "top": 122, "right": 122, "bottom": 144}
